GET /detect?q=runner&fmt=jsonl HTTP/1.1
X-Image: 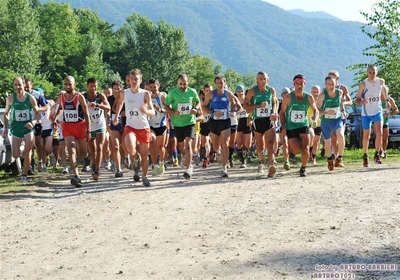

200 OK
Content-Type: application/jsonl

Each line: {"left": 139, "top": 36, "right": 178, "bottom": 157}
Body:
{"left": 235, "top": 85, "right": 253, "bottom": 168}
{"left": 378, "top": 85, "right": 398, "bottom": 159}
{"left": 277, "top": 87, "right": 291, "bottom": 170}
{"left": 280, "top": 74, "right": 319, "bottom": 177}
{"left": 54, "top": 76, "right": 91, "bottom": 187}
{"left": 148, "top": 78, "right": 168, "bottom": 176}
{"left": 317, "top": 77, "right": 345, "bottom": 171}
{"left": 202, "top": 75, "right": 242, "bottom": 177}
{"left": 243, "top": 71, "right": 279, "bottom": 177}
{"left": 308, "top": 85, "right": 322, "bottom": 165}
{"left": 85, "top": 78, "right": 110, "bottom": 181}
{"left": 108, "top": 81, "right": 125, "bottom": 177}
{"left": 199, "top": 85, "right": 213, "bottom": 168}
{"left": 2, "top": 77, "right": 40, "bottom": 183}
{"left": 355, "top": 65, "right": 387, "bottom": 167}
{"left": 164, "top": 74, "right": 200, "bottom": 180}
{"left": 113, "top": 69, "right": 155, "bottom": 186}
{"left": 24, "top": 78, "right": 49, "bottom": 172}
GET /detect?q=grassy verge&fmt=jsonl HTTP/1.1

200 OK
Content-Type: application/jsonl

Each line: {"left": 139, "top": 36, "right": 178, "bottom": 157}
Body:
{"left": 1, "top": 148, "right": 399, "bottom": 195}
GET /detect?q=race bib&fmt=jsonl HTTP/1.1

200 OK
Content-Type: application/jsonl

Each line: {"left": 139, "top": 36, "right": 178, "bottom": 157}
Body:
{"left": 90, "top": 108, "right": 101, "bottom": 123}
{"left": 15, "top": 109, "right": 30, "bottom": 122}
{"left": 256, "top": 106, "right": 271, "bottom": 117}
{"left": 238, "top": 110, "right": 247, "bottom": 118}
{"left": 111, "top": 113, "right": 121, "bottom": 124}
{"left": 128, "top": 108, "right": 140, "bottom": 120}
{"left": 290, "top": 110, "right": 305, "bottom": 123}
{"left": 178, "top": 102, "right": 191, "bottom": 115}
{"left": 213, "top": 109, "right": 228, "bottom": 120}
{"left": 324, "top": 107, "right": 339, "bottom": 119}
{"left": 64, "top": 110, "right": 79, "bottom": 122}
{"left": 203, "top": 114, "right": 212, "bottom": 123}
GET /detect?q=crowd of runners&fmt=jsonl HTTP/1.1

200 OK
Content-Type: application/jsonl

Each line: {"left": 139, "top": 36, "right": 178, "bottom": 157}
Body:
{"left": 1, "top": 65, "right": 398, "bottom": 187}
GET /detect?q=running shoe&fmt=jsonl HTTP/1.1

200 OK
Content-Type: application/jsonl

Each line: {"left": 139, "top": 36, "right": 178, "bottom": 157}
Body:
{"left": 70, "top": 176, "right": 82, "bottom": 187}
{"left": 221, "top": 170, "right": 229, "bottom": 178}
{"left": 193, "top": 154, "right": 201, "bottom": 166}
{"left": 202, "top": 158, "right": 208, "bottom": 169}
{"left": 312, "top": 156, "right": 317, "bottom": 166}
{"left": 240, "top": 162, "right": 246, "bottom": 168}
{"left": 142, "top": 176, "right": 151, "bottom": 187}
{"left": 283, "top": 161, "right": 290, "bottom": 170}
{"left": 158, "top": 163, "right": 165, "bottom": 175}
{"left": 299, "top": 167, "right": 307, "bottom": 177}
{"left": 173, "top": 158, "right": 179, "bottom": 167}
{"left": 336, "top": 157, "right": 345, "bottom": 167}
{"left": 152, "top": 165, "right": 159, "bottom": 176}
{"left": 92, "top": 171, "right": 99, "bottom": 181}
{"left": 328, "top": 158, "right": 334, "bottom": 171}
{"left": 62, "top": 166, "right": 69, "bottom": 174}
{"left": 183, "top": 171, "right": 191, "bottom": 180}
{"left": 209, "top": 152, "right": 215, "bottom": 163}
{"left": 363, "top": 155, "right": 370, "bottom": 167}
{"left": 21, "top": 175, "right": 27, "bottom": 183}
{"left": 115, "top": 170, "right": 123, "bottom": 178}
{"left": 374, "top": 153, "right": 382, "bottom": 164}
{"left": 257, "top": 164, "right": 264, "bottom": 173}
{"left": 267, "top": 165, "right": 276, "bottom": 178}
{"left": 133, "top": 156, "right": 141, "bottom": 174}
{"left": 133, "top": 174, "right": 140, "bottom": 182}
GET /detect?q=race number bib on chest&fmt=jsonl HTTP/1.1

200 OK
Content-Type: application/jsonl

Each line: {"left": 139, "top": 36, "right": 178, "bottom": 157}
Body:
{"left": 128, "top": 108, "right": 140, "bottom": 120}
{"left": 111, "top": 113, "right": 121, "bottom": 124}
{"left": 203, "top": 114, "right": 212, "bottom": 123}
{"left": 64, "top": 110, "right": 79, "bottom": 122}
{"left": 214, "top": 109, "right": 228, "bottom": 120}
{"left": 256, "top": 106, "right": 270, "bottom": 117}
{"left": 325, "top": 107, "right": 339, "bottom": 119}
{"left": 90, "top": 108, "right": 102, "bottom": 123}
{"left": 15, "top": 109, "right": 30, "bottom": 121}
{"left": 178, "top": 102, "right": 191, "bottom": 115}
{"left": 290, "top": 110, "right": 305, "bottom": 123}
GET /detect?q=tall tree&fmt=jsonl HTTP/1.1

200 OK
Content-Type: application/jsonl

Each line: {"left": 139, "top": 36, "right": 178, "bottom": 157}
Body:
{"left": 0, "top": 0, "right": 41, "bottom": 75}
{"left": 349, "top": 0, "right": 400, "bottom": 99}
{"left": 37, "top": 2, "right": 80, "bottom": 86}
{"left": 114, "top": 13, "right": 190, "bottom": 90}
{"left": 186, "top": 54, "right": 217, "bottom": 91}
{"left": 224, "top": 68, "right": 242, "bottom": 91}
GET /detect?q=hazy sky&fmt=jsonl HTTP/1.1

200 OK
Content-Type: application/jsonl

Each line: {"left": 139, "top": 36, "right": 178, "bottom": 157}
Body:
{"left": 264, "top": 0, "right": 380, "bottom": 22}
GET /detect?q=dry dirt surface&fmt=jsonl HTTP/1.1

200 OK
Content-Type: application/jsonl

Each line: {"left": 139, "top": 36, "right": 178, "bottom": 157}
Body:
{"left": 1, "top": 161, "right": 400, "bottom": 280}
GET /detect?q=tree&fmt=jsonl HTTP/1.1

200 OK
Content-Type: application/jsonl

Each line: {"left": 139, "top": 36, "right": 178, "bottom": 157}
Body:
{"left": 348, "top": 0, "right": 400, "bottom": 100}
{"left": 186, "top": 54, "right": 217, "bottom": 91}
{"left": 224, "top": 69, "right": 242, "bottom": 91}
{"left": 37, "top": 2, "right": 80, "bottom": 86}
{"left": 114, "top": 13, "right": 190, "bottom": 90}
{"left": 0, "top": 0, "right": 41, "bottom": 75}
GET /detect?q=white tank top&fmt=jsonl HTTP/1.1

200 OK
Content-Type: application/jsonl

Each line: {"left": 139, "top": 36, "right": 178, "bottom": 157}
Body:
{"left": 124, "top": 88, "right": 150, "bottom": 129}
{"left": 362, "top": 78, "right": 382, "bottom": 117}
{"left": 148, "top": 93, "right": 167, "bottom": 128}
{"left": 40, "top": 105, "right": 52, "bottom": 130}
{"left": 88, "top": 105, "right": 107, "bottom": 131}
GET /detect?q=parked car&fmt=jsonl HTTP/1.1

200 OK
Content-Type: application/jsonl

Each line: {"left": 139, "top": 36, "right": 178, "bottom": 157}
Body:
{"left": 344, "top": 105, "right": 400, "bottom": 149}
{"left": 0, "top": 108, "right": 20, "bottom": 175}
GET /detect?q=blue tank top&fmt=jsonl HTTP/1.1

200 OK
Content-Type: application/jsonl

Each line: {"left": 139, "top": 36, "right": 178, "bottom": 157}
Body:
{"left": 210, "top": 89, "right": 230, "bottom": 120}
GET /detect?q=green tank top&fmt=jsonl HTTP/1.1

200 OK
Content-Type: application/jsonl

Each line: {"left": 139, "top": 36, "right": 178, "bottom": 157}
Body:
{"left": 382, "top": 100, "right": 390, "bottom": 126}
{"left": 321, "top": 89, "right": 341, "bottom": 122}
{"left": 11, "top": 92, "right": 33, "bottom": 124}
{"left": 285, "top": 91, "right": 310, "bottom": 130}
{"left": 251, "top": 85, "right": 272, "bottom": 119}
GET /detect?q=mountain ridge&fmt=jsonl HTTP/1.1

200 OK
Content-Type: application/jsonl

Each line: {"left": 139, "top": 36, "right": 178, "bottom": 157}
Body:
{"left": 46, "top": 0, "right": 373, "bottom": 91}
